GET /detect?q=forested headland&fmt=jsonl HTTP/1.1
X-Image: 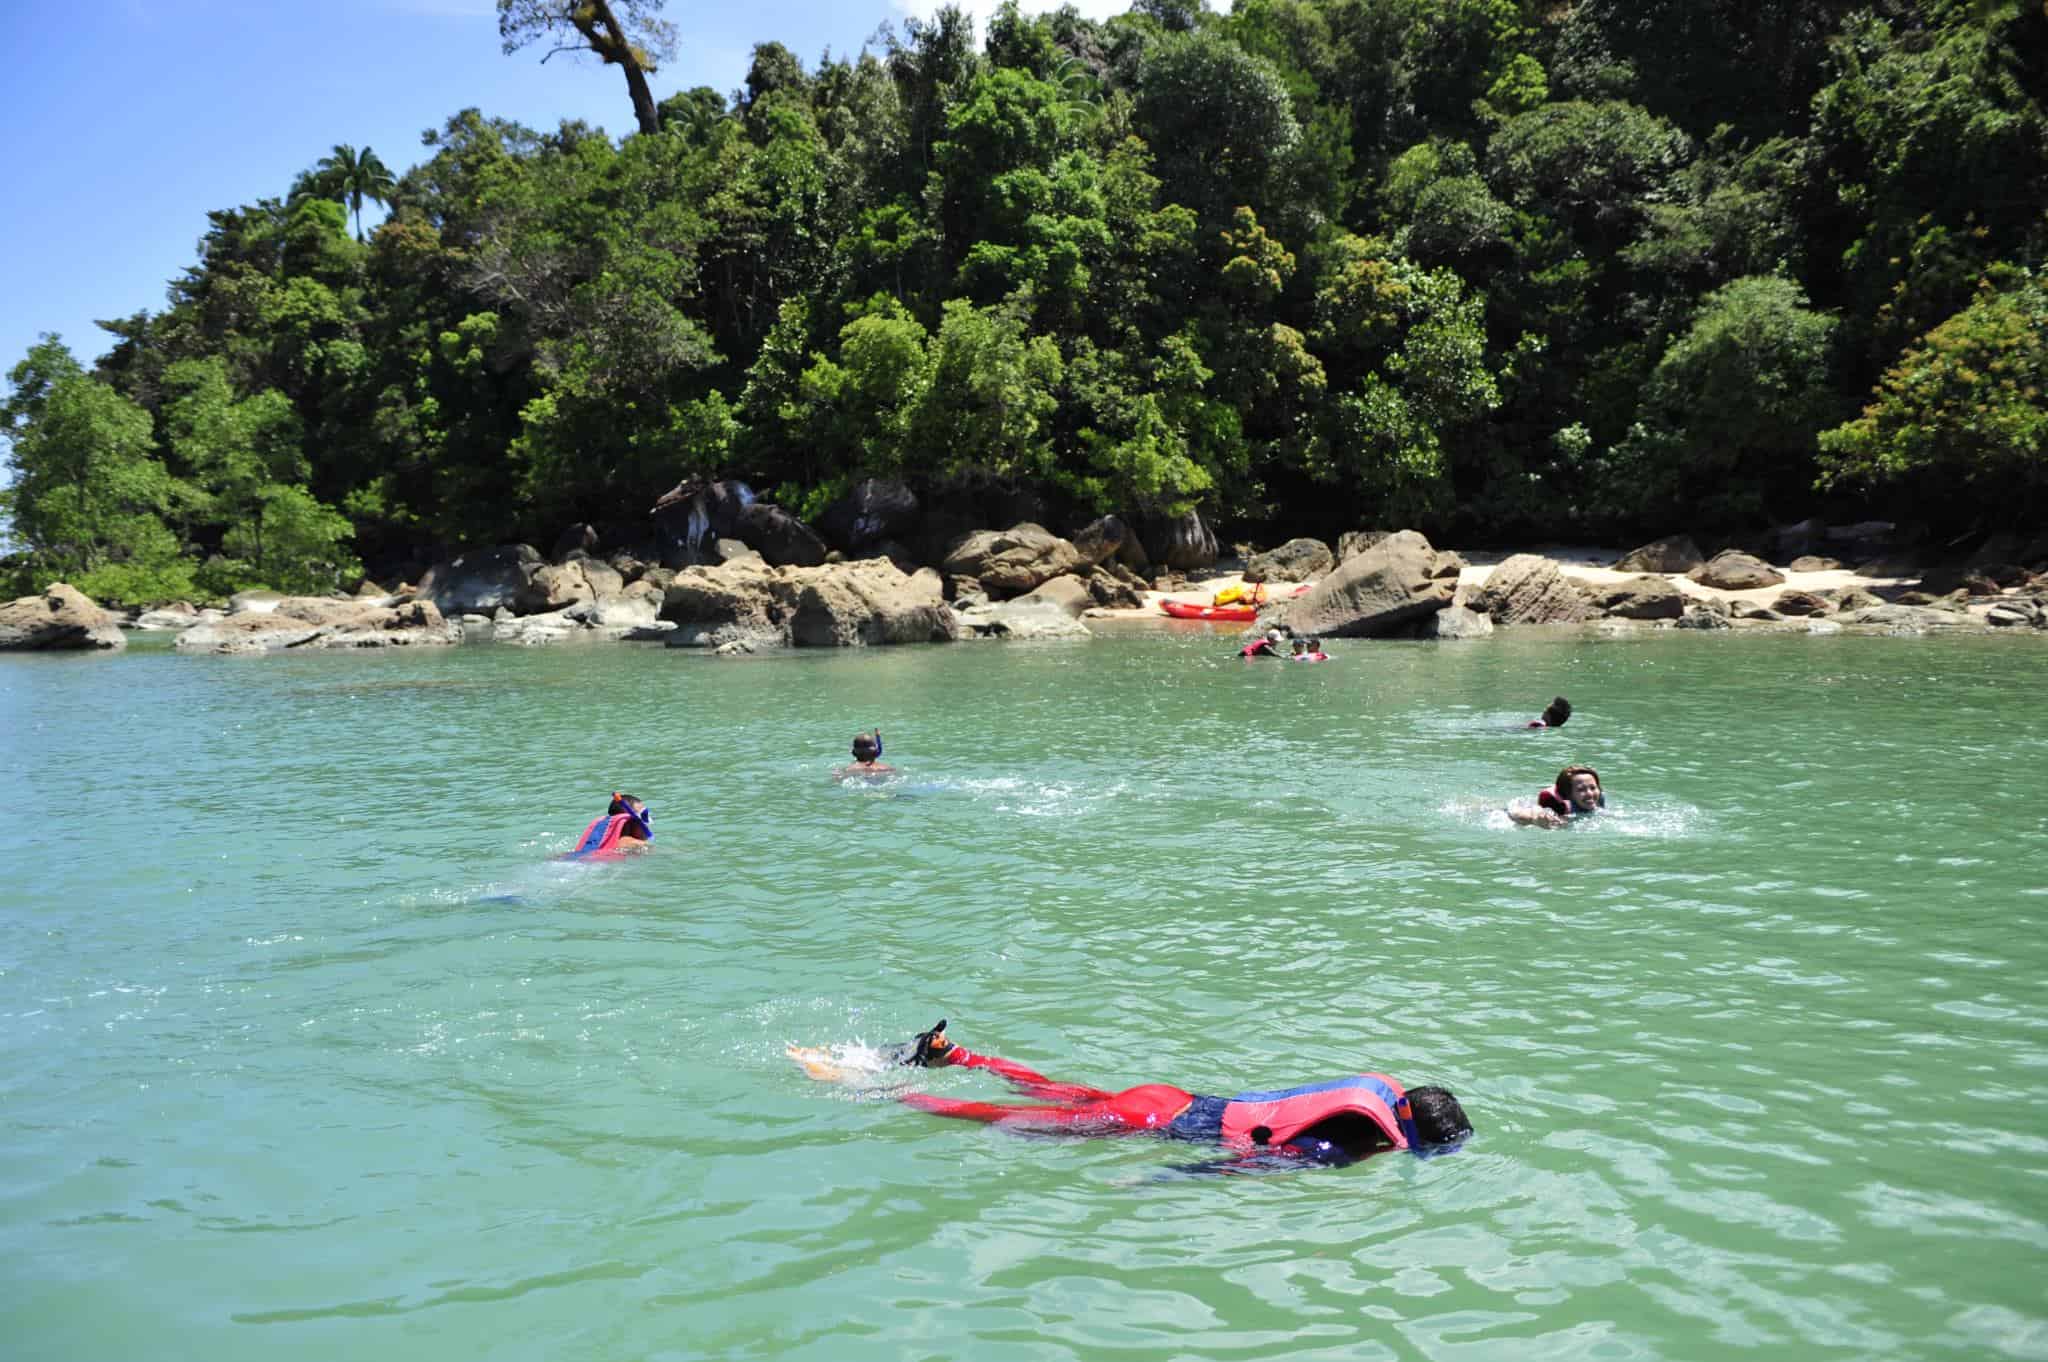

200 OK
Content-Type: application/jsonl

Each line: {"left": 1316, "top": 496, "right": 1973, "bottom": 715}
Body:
{"left": 4, "top": 0, "right": 2045, "bottom": 605}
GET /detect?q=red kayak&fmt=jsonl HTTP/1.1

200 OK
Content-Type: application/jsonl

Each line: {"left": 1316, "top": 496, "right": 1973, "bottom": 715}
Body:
{"left": 1158, "top": 584, "right": 1310, "bottom": 621}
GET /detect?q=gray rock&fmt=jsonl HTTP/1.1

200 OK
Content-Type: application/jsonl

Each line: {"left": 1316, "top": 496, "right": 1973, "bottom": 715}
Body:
{"left": 953, "top": 598, "right": 1093, "bottom": 640}
{"left": 1336, "top": 530, "right": 1391, "bottom": 563}
{"left": 1613, "top": 535, "right": 1704, "bottom": 574}
{"left": 787, "top": 562, "right": 956, "bottom": 647}
{"left": 1841, "top": 604, "right": 1983, "bottom": 631}
{"left": 1787, "top": 555, "right": 1842, "bottom": 573}
{"left": 1985, "top": 597, "right": 2048, "bottom": 628}
{"left": 515, "top": 561, "right": 598, "bottom": 615}
{"left": 738, "top": 503, "right": 829, "bottom": 568}
{"left": 1674, "top": 605, "right": 1732, "bottom": 630}
{"left": 419, "top": 545, "right": 542, "bottom": 615}
{"left": 1689, "top": 550, "right": 1785, "bottom": 590}
{"left": 134, "top": 602, "right": 206, "bottom": 631}
{"left": 0, "top": 583, "right": 127, "bottom": 650}
{"left": 941, "top": 525, "right": 1086, "bottom": 597}
{"left": 816, "top": 478, "right": 920, "bottom": 555}
{"left": 1244, "top": 537, "right": 1335, "bottom": 583}
{"left": 1816, "top": 586, "right": 1884, "bottom": 612}
{"left": 227, "top": 589, "right": 286, "bottom": 615}
{"left": 1581, "top": 574, "right": 1685, "bottom": 620}
{"left": 1423, "top": 601, "right": 1494, "bottom": 639}
{"left": 1469, "top": 554, "right": 1592, "bottom": 625}
{"left": 1279, "top": 530, "right": 1456, "bottom": 637}
{"left": 1081, "top": 564, "right": 1145, "bottom": 610}
{"left": 1772, "top": 589, "right": 1832, "bottom": 617}
{"left": 176, "top": 598, "right": 459, "bottom": 653}
{"left": 1070, "top": 515, "right": 1132, "bottom": 568}
{"left": 1013, "top": 574, "right": 1095, "bottom": 618}
{"left": 1142, "top": 510, "right": 1218, "bottom": 572}
{"left": 1731, "top": 599, "right": 1783, "bottom": 621}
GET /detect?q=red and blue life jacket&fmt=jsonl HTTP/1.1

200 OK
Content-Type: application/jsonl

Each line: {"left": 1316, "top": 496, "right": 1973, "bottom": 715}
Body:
{"left": 1218, "top": 1073, "right": 1413, "bottom": 1151}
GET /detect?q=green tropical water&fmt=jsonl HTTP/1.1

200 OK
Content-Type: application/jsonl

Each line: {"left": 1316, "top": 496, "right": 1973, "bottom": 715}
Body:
{"left": 3, "top": 626, "right": 2045, "bottom": 1361}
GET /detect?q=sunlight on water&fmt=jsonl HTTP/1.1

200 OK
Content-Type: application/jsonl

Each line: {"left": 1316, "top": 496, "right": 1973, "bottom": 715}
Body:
{"left": 3, "top": 630, "right": 2046, "bottom": 1361}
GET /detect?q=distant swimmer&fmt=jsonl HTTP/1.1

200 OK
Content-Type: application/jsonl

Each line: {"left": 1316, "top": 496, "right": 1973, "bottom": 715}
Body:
{"left": 1508, "top": 765, "right": 1604, "bottom": 827}
{"left": 790, "top": 1019, "right": 1473, "bottom": 1170}
{"left": 1291, "top": 636, "right": 1329, "bottom": 662}
{"left": 562, "top": 792, "right": 653, "bottom": 858}
{"left": 1526, "top": 696, "right": 1572, "bottom": 729}
{"left": 834, "top": 730, "right": 896, "bottom": 783}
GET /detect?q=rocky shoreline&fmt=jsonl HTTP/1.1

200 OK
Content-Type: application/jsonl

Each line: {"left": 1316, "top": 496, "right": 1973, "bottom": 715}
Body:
{"left": 6, "top": 482, "right": 2046, "bottom": 654}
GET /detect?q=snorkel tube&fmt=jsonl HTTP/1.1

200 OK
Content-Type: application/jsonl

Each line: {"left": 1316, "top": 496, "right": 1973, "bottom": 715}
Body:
{"left": 610, "top": 792, "right": 654, "bottom": 840}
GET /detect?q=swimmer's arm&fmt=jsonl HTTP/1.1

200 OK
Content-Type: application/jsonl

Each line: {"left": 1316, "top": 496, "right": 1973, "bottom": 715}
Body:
{"left": 1507, "top": 801, "right": 1564, "bottom": 827}
{"left": 947, "top": 1047, "right": 1058, "bottom": 1087}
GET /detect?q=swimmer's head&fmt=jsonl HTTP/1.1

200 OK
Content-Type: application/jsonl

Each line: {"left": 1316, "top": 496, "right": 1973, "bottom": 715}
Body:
{"left": 1307, "top": 637, "right": 1322, "bottom": 652}
{"left": 608, "top": 792, "right": 652, "bottom": 837}
{"left": 1291, "top": 637, "right": 1307, "bottom": 654}
{"left": 1403, "top": 1086, "right": 1473, "bottom": 1149}
{"left": 851, "top": 732, "right": 880, "bottom": 763}
{"left": 1541, "top": 696, "right": 1572, "bottom": 727}
{"left": 1265, "top": 626, "right": 1284, "bottom": 644}
{"left": 1554, "top": 765, "right": 1603, "bottom": 811}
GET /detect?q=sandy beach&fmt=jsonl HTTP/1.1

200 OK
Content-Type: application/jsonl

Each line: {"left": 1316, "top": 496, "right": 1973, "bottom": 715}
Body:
{"left": 1097, "top": 544, "right": 1925, "bottom": 623}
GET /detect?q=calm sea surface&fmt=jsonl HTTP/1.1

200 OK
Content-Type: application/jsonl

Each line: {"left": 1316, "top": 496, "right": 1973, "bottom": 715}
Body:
{"left": 3, "top": 625, "right": 2045, "bottom": 1361}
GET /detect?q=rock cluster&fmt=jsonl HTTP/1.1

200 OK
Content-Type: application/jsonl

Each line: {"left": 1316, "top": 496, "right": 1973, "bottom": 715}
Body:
{"left": 0, "top": 584, "right": 127, "bottom": 650}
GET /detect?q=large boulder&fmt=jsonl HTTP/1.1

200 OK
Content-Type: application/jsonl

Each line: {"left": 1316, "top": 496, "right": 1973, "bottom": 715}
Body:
{"left": 1245, "top": 537, "right": 1335, "bottom": 583}
{"left": 1674, "top": 605, "right": 1732, "bottom": 630}
{"left": 1841, "top": 603, "right": 1983, "bottom": 632}
{"left": 134, "top": 602, "right": 211, "bottom": 631}
{"left": 175, "top": 598, "right": 460, "bottom": 654}
{"left": 737, "top": 503, "right": 828, "bottom": 568}
{"left": 1081, "top": 564, "right": 1146, "bottom": 610}
{"left": 1985, "top": 596, "right": 2048, "bottom": 629}
{"left": 1336, "top": 529, "right": 1392, "bottom": 563}
{"left": 953, "top": 598, "right": 1093, "bottom": 640}
{"left": 515, "top": 561, "right": 596, "bottom": 615}
{"left": 1771, "top": 589, "right": 1833, "bottom": 617}
{"left": 0, "top": 583, "right": 127, "bottom": 650}
{"left": 419, "top": 545, "right": 541, "bottom": 615}
{"left": 1581, "top": 574, "right": 1685, "bottom": 620}
{"left": 815, "top": 478, "right": 920, "bottom": 556}
{"left": 660, "top": 561, "right": 783, "bottom": 649}
{"left": 1469, "top": 554, "right": 1592, "bottom": 625}
{"left": 1070, "top": 515, "right": 1132, "bottom": 568}
{"left": 1613, "top": 535, "right": 1704, "bottom": 574}
{"left": 1277, "top": 530, "right": 1456, "bottom": 637}
{"left": 662, "top": 559, "right": 955, "bottom": 648}
{"left": 941, "top": 524, "right": 1085, "bottom": 597}
{"left": 650, "top": 479, "right": 759, "bottom": 567}
{"left": 1143, "top": 510, "right": 1219, "bottom": 572}
{"left": 1788, "top": 555, "right": 1842, "bottom": 573}
{"left": 1423, "top": 601, "right": 1494, "bottom": 640}
{"left": 1012, "top": 574, "right": 1094, "bottom": 618}
{"left": 1690, "top": 549, "right": 1785, "bottom": 590}
{"left": 788, "top": 562, "right": 955, "bottom": 647}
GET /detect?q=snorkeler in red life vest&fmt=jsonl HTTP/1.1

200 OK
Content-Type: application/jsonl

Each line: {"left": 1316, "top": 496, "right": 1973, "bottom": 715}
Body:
{"left": 792, "top": 1021, "right": 1473, "bottom": 1169}
{"left": 1525, "top": 696, "right": 1572, "bottom": 728}
{"left": 562, "top": 793, "right": 653, "bottom": 858}
{"left": 1290, "top": 636, "right": 1329, "bottom": 662}
{"left": 833, "top": 730, "right": 895, "bottom": 783}
{"left": 1240, "top": 627, "right": 1287, "bottom": 659}
{"left": 1508, "top": 765, "right": 1604, "bottom": 827}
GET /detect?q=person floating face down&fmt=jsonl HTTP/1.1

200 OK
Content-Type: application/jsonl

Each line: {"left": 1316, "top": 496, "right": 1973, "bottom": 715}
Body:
{"left": 794, "top": 1020, "right": 1474, "bottom": 1171}
{"left": 563, "top": 792, "right": 653, "bottom": 858}
{"left": 1526, "top": 696, "right": 1572, "bottom": 729}
{"left": 1509, "top": 765, "right": 1604, "bottom": 827}
{"left": 833, "top": 730, "right": 896, "bottom": 783}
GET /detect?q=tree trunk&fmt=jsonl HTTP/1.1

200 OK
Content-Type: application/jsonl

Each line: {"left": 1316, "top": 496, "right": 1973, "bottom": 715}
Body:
{"left": 577, "top": 0, "right": 663, "bottom": 138}
{"left": 621, "top": 61, "right": 660, "bottom": 139}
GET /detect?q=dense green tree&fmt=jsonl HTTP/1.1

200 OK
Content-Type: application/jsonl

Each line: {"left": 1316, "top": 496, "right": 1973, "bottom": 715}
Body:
{"left": 312, "top": 144, "right": 397, "bottom": 240}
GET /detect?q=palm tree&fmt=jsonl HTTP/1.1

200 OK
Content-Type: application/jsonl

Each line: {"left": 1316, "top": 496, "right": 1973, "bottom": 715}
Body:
{"left": 315, "top": 144, "right": 397, "bottom": 241}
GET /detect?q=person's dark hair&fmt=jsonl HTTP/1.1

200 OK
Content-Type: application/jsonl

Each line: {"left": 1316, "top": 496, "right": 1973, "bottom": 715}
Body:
{"left": 1554, "top": 764, "right": 1604, "bottom": 805}
{"left": 1542, "top": 696, "right": 1572, "bottom": 726}
{"left": 1308, "top": 636, "right": 1322, "bottom": 650}
{"left": 1405, "top": 1086, "right": 1473, "bottom": 1147}
{"left": 607, "top": 793, "right": 642, "bottom": 816}
{"left": 851, "top": 732, "right": 880, "bottom": 762}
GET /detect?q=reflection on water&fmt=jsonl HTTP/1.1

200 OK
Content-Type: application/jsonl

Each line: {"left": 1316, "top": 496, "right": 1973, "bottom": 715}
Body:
{"left": 2, "top": 630, "right": 2046, "bottom": 1361}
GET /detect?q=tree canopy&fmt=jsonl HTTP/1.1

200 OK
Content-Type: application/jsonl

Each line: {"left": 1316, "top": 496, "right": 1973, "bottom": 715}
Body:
{"left": 6, "top": 0, "right": 2046, "bottom": 601}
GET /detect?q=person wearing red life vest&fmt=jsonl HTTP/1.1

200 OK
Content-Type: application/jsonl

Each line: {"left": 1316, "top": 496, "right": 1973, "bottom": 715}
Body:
{"left": 562, "top": 792, "right": 653, "bottom": 859}
{"left": 1509, "top": 764, "right": 1604, "bottom": 827}
{"left": 807, "top": 1021, "right": 1473, "bottom": 1169}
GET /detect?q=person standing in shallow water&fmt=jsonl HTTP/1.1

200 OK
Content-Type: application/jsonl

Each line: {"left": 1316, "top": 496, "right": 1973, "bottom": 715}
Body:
{"left": 1509, "top": 765, "right": 1604, "bottom": 827}
{"left": 834, "top": 730, "right": 895, "bottom": 783}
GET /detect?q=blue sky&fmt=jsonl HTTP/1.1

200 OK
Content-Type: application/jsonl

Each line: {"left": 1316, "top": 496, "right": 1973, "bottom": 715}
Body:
{"left": 0, "top": 0, "right": 1127, "bottom": 386}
